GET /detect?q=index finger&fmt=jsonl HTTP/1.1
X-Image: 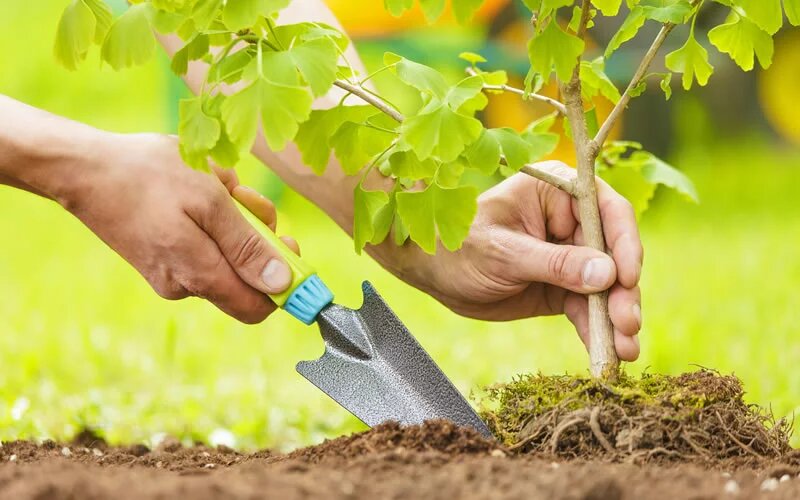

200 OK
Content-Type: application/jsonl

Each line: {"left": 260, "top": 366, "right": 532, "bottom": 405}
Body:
{"left": 596, "top": 178, "right": 643, "bottom": 288}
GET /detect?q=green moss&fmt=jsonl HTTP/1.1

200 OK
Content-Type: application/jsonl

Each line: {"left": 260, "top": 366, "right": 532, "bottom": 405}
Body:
{"left": 480, "top": 370, "right": 746, "bottom": 446}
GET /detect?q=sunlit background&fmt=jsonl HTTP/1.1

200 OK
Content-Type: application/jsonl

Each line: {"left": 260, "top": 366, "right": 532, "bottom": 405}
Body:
{"left": 1, "top": 0, "right": 799, "bottom": 450}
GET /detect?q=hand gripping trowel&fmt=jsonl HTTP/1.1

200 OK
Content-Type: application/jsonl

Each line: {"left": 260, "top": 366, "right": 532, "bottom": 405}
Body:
{"left": 241, "top": 205, "right": 492, "bottom": 438}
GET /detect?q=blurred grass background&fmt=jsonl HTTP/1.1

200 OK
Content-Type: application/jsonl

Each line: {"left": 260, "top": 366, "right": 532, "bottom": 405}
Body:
{"left": 0, "top": 0, "right": 798, "bottom": 450}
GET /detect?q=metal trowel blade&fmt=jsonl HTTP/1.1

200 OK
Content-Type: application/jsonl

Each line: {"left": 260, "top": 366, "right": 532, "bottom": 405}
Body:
{"left": 296, "top": 281, "right": 492, "bottom": 438}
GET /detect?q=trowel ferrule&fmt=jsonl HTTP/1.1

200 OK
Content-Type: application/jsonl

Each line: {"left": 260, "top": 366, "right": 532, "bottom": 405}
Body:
{"left": 283, "top": 274, "right": 334, "bottom": 325}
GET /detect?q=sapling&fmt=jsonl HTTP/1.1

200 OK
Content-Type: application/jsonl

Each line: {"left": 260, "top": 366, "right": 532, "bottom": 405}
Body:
{"left": 54, "top": 0, "right": 798, "bottom": 382}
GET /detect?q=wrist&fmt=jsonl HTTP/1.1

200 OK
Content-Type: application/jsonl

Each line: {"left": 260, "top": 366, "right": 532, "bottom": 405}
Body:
{"left": 21, "top": 126, "right": 114, "bottom": 209}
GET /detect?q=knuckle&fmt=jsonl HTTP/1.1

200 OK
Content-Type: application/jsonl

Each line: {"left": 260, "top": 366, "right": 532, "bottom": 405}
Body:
{"left": 151, "top": 279, "right": 187, "bottom": 301}
{"left": 231, "top": 232, "right": 267, "bottom": 269}
{"left": 547, "top": 246, "right": 576, "bottom": 284}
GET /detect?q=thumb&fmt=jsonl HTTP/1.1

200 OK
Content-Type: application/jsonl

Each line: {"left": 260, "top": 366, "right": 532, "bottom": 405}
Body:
{"left": 195, "top": 186, "right": 293, "bottom": 296}
{"left": 514, "top": 237, "right": 617, "bottom": 294}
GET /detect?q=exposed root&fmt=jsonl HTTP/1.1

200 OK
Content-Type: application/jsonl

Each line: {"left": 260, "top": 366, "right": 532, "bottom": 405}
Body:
{"left": 480, "top": 370, "right": 795, "bottom": 467}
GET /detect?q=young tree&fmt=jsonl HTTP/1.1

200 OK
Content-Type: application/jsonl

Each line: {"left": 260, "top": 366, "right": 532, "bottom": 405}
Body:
{"left": 54, "top": 0, "right": 798, "bottom": 381}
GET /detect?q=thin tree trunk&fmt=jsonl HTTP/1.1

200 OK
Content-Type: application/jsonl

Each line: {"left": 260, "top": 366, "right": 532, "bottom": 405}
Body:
{"left": 560, "top": 78, "right": 619, "bottom": 381}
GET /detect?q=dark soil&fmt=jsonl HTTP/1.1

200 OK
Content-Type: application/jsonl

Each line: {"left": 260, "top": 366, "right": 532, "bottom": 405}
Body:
{"left": 1, "top": 371, "right": 798, "bottom": 499}
{"left": 1, "top": 420, "right": 798, "bottom": 499}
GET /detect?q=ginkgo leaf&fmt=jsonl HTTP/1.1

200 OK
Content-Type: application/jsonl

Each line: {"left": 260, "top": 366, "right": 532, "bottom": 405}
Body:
{"left": 527, "top": 20, "right": 585, "bottom": 82}
{"left": 458, "top": 51, "right": 487, "bottom": 65}
{"left": 84, "top": 0, "right": 112, "bottom": 43}
{"left": 598, "top": 161, "right": 656, "bottom": 216}
{"left": 538, "top": 0, "right": 574, "bottom": 17}
{"left": 295, "top": 106, "right": 379, "bottom": 173}
{"left": 191, "top": 0, "right": 222, "bottom": 31}
{"left": 640, "top": 0, "right": 693, "bottom": 23}
{"left": 605, "top": 7, "right": 646, "bottom": 58}
{"left": 101, "top": 4, "right": 156, "bottom": 70}
{"left": 54, "top": 0, "right": 96, "bottom": 70}
{"left": 638, "top": 152, "right": 698, "bottom": 202}
{"left": 284, "top": 37, "right": 338, "bottom": 96}
{"left": 709, "top": 14, "right": 773, "bottom": 71}
{"left": 222, "top": 0, "right": 289, "bottom": 31}
{"left": 354, "top": 186, "right": 392, "bottom": 252}
{"left": 665, "top": 32, "right": 714, "bottom": 90}
{"left": 660, "top": 72, "right": 673, "bottom": 100}
{"left": 388, "top": 150, "right": 439, "bottom": 180}
{"left": 445, "top": 75, "right": 484, "bottom": 109}
{"left": 452, "top": 0, "right": 484, "bottom": 23}
{"left": 593, "top": 0, "right": 622, "bottom": 16}
{"left": 179, "top": 97, "right": 221, "bottom": 154}
{"left": 385, "top": 52, "right": 449, "bottom": 98}
{"left": 488, "top": 128, "right": 535, "bottom": 172}
{"left": 465, "top": 129, "right": 502, "bottom": 175}
{"left": 786, "top": 0, "right": 800, "bottom": 26}
{"left": 399, "top": 101, "right": 483, "bottom": 162}
{"left": 384, "top": 0, "right": 414, "bottom": 16}
{"left": 735, "top": 0, "right": 783, "bottom": 34}
{"left": 419, "top": 0, "right": 446, "bottom": 22}
{"left": 171, "top": 34, "right": 209, "bottom": 76}
{"left": 580, "top": 57, "right": 621, "bottom": 103}
{"left": 330, "top": 114, "right": 397, "bottom": 174}
{"left": 221, "top": 77, "right": 312, "bottom": 152}
{"left": 396, "top": 183, "right": 478, "bottom": 253}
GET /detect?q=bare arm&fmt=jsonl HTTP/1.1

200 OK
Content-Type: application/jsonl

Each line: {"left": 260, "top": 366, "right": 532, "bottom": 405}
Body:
{"left": 0, "top": 93, "right": 300, "bottom": 323}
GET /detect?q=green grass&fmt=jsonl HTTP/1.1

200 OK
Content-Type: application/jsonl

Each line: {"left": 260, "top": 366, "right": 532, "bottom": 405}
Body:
{"left": 1, "top": 1, "right": 798, "bottom": 450}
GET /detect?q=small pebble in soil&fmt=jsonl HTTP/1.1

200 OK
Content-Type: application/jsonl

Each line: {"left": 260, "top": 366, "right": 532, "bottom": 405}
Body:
{"left": 779, "top": 474, "right": 791, "bottom": 483}
{"left": 760, "top": 478, "right": 780, "bottom": 492}
{"left": 156, "top": 461, "right": 163, "bottom": 468}
{"left": 8, "top": 454, "right": 16, "bottom": 462}
{"left": 490, "top": 449, "right": 506, "bottom": 458}
{"left": 204, "top": 463, "right": 216, "bottom": 469}
{"left": 201, "top": 451, "right": 210, "bottom": 458}
{"left": 61, "top": 447, "right": 71, "bottom": 457}
{"left": 723, "top": 480, "right": 740, "bottom": 496}
{"left": 92, "top": 448, "right": 103, "bottom": 457}
{"left": 550, "top": 462, "right": 560, "bottom": 469}
{"left": 721, "top": 472, "right": 732, "bottom": 478}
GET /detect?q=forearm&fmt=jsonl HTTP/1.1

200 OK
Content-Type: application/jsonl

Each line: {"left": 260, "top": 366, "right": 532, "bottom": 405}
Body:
{"left": 0, "top": 94, "right": 106, "bottom": 204}
{"left": 160, "top": 0, "right": 378, "bottom": 232}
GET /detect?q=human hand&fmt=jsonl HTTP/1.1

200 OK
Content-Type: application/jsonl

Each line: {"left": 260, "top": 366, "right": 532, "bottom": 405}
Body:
{"left": 379, "top": 161, "right": 643, "bottom": 361}
{"left": 54, "top": 132, "right": 298, "bottom": 323}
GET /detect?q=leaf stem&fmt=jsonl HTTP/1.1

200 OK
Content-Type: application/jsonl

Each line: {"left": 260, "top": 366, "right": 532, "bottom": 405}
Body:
{"left": 465, "top": 67, "right": 567, "bottom": 115}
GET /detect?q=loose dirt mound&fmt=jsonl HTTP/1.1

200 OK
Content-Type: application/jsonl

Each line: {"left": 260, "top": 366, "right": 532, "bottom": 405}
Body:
{"left": 481, "top": 370, "right": 797, "bottom": 467}
{"left": 287, "top": 420, "right": 499, "bottom": 463}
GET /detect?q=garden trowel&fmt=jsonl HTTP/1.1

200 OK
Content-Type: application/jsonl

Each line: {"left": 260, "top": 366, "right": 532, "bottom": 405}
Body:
{"left": 240, "top": 204, "right": 492, "bottom": 438}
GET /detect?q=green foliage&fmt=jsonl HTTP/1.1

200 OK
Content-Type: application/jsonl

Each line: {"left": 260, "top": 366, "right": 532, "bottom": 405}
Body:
{"left": 597, "top": 141, "right": 698, "bottom": 216}
{"left": 51, "top": 0, "right": 797, "bottom": 256}
{"left": 527, "top": 20, "right": 585, "bottom": 82}
{"left": 709, "top": 13, "right": 774, "bottom": 71}
{"left": 665, "top": 32, "right": 713, "bottom": 90}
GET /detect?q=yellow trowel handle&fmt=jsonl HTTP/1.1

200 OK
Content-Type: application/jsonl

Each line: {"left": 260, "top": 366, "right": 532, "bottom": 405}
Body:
{"left": 236, "top": 200, "right": 333, "bottom": 324}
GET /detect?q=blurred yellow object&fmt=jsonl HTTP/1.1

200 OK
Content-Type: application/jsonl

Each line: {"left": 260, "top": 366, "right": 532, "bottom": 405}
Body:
{"left": 325, "top": 0, "right": 509, "bottom": 37}
{"left": 758, "top": 30, "right": 800, "bottom": 145}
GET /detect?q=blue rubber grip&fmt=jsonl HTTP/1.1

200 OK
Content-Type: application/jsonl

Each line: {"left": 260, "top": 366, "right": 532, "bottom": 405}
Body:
{"left": 283, "top": 274, "right": 334, "bottom": 325}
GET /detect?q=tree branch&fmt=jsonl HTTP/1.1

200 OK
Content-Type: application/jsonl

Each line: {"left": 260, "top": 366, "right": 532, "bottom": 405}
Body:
{"left": 333, "top": 79, "right": 405, "bottom": 123}
{"left": 593, "top": 23, "right": 676, "bottom": 147}
{"left": 515, "top": 162, "right": 576, "bottom": 195}
{"left": 465, "top": 67, "right": 567, "bottom": 115}
{"left": 335, "top": 79, "right": 574, "bottom": 194}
